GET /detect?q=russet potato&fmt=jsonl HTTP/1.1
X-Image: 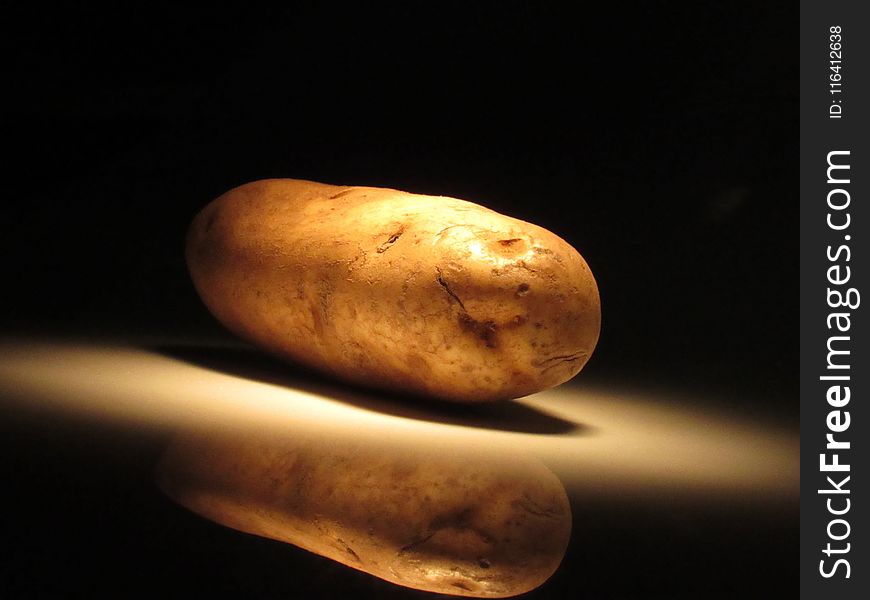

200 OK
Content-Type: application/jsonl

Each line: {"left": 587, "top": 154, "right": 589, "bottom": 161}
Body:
{"left": 186, "top": 179, "right": 600, "bottom": 401}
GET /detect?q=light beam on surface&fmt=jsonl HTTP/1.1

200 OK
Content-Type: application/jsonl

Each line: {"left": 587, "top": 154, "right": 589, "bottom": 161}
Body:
{"left": 0, "top": 338, "right": 798, "bottom": 506}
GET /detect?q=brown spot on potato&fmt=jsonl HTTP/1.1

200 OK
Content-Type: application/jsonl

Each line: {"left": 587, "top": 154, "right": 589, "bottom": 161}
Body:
{"left": 516, "top": 283, "right": 530, "bottom": 297}
{"left": 406, "top": 352, "right": 431, "bottom": 374}
{"left": 318, "top": 285, "right": 332, "bottom": 324}
{"left": 458, "top": 314, "right": 498, "bottom": 348}
{"left": 508, "top": 314, "right": 527, "bottom": 327}
{"left": 328, "top": 188, "right": 357, "bottom": 199}
{"left": 204, "top": 211, "right": 218, "bottom": 232}
{"left": 376, "top": 226, "right": 405, "bottom": 253}
{"left": 493, "top": 237, "right": 528, "bottom": 255}
{"left": 431, "top": 506, "right": 476, "bottom": 530}
{"left": 335, "top": 537, "right": 361, "bottom": 563}
{"left": 310, "top": 302, "right": 324, "bottom": 336}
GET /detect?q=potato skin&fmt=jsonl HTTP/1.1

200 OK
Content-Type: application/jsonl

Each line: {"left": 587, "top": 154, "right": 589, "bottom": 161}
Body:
{"left": 187, "top": 179, "right": 600, "bottom": 401}
{"left": 156, "top": 432, "right": 571, "bottom": 598}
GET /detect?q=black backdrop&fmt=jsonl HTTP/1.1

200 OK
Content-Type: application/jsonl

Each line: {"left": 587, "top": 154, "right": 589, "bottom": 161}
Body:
{"left": 2, "top": 2, "right": 797, "bottom": 598}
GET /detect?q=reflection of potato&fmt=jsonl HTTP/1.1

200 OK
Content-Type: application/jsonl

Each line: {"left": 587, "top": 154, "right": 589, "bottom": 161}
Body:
{"left": 156, "top": 432, "right": 571, "bottom": 597}
{"left": 186, "top": 179, "right": 600, "bottom": 402}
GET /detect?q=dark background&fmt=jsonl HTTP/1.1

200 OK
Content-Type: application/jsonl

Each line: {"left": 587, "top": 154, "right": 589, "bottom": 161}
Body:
{"left": 1, "top": 2, "right": 797, "bottom": 598}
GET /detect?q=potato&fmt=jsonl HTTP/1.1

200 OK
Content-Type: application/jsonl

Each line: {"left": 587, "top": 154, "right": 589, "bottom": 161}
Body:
{"left": 186, "top": 179, "right": 600, "bottom": 401}
{"left": 156, "top": 430, "right": 571, "bottom": 597}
